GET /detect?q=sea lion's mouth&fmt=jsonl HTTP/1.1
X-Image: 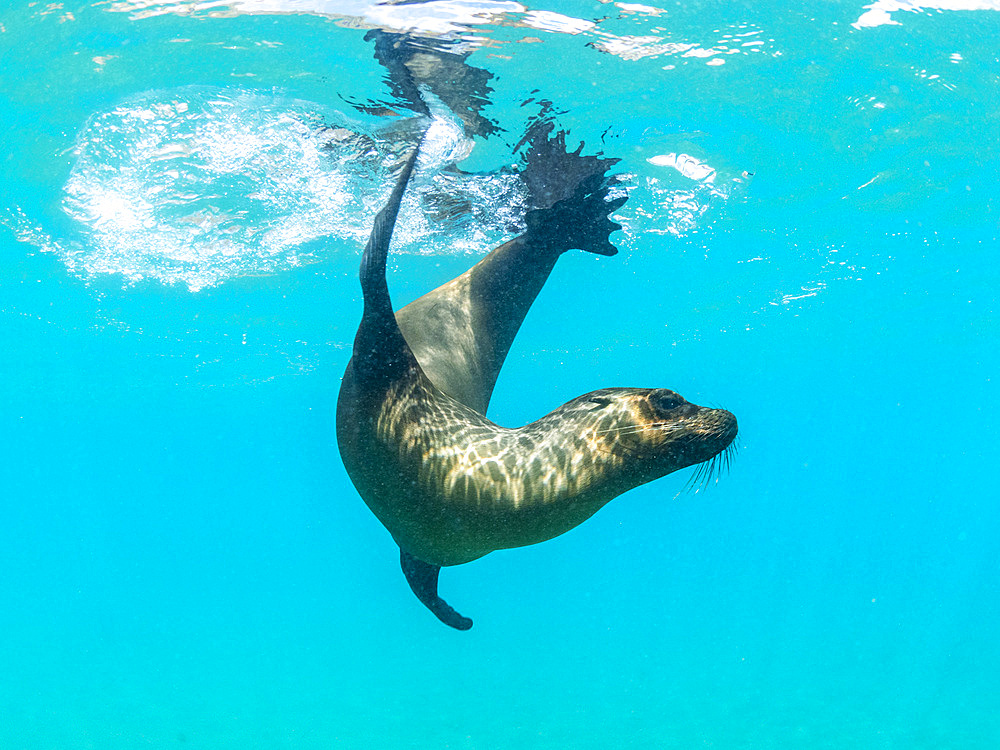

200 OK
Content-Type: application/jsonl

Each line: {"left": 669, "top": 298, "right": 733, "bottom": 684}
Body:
{"left": 691, "top": 407, "right": 738, "bottom": 456}
{"left": 681, "top": 408, "right": 739, "bottom": 490}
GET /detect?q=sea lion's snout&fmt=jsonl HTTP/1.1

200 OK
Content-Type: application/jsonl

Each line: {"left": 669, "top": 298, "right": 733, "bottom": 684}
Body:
{"left": 705, "top": 409, "right": 738, "bottom": 460}
{"left": 638, "top": 390, "right": 737, "bottom": 465}
{"left": 719, "top": 409, "right": 738, "bottom": 442}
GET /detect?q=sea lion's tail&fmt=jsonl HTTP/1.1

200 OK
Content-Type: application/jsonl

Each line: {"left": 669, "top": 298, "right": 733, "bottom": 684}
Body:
{"left": 516, "top": 118, "right": 626, "bottom": 256}
{"left": 400, "top": 549, "right": 473, "bottom": 631}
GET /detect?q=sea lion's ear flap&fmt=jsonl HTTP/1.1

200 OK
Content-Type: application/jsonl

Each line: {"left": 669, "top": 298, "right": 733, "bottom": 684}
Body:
{"left": 352, "top": 143, "right": 422, "bottom": 385}
{"left": 400, "top": 549, "right": 473, "bottom": 631}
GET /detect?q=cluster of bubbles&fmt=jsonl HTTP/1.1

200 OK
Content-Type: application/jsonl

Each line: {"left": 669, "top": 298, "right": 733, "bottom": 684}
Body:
{"left": 55, "top": 86, "right": 739, "bottom": 291}
{"left": 60, "top": 87, "right": 525, "bottom": 291}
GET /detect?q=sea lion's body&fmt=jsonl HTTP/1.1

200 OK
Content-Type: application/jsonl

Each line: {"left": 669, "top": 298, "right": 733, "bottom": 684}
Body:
{"left": 339, "top": 370, "right": 732, "bottom": 567}
{"left": 336, "top": 130, "right": 737, "bottom": 629}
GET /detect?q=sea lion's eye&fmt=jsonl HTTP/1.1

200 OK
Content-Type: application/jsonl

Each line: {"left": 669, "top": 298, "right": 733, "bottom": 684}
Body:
{"left": 589, "top": 396, "right": 612, "bottom": 407}
{"left": 649, "top": 390, "right": 685, "bottom": 411}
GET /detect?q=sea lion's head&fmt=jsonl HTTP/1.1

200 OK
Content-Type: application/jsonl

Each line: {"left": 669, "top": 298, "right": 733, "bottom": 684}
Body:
{"left": 561, "top": 387, "right": 738, "bottom": 485}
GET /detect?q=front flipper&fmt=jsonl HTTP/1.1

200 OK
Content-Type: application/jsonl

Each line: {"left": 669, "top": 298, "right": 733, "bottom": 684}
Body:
{"left": 395, "top": 122, "right": 625, "bottom": 415}
{"left": 400, "top": 549, "right": 473, "bottom": 631}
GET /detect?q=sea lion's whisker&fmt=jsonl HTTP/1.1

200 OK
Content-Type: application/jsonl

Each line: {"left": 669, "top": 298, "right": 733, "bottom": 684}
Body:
{"left": 682, "top": 439, "right": 737, "bottom": 495}
{"left": 591, "top": 421, "right": 686, "bottom": 437}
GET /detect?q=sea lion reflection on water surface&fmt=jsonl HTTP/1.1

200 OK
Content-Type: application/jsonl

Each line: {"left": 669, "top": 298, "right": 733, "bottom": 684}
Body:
{"left": 336, "top": 127, "right": 737, "bottom": 630}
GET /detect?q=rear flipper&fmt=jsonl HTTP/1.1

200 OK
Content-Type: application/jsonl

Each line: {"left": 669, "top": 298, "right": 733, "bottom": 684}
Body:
{"left": 400, "top": 549, "right": 473, "bottom": 631}
{"left": 524, "top": 173, "right": 626, "bottom": 256}
{"left": 516, "top": 118, "right": 627, "bottom": 256}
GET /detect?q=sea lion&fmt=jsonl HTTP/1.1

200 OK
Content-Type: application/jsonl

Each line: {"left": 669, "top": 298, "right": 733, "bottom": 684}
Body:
{"left": 336, "top": 127, "right": 737, "bottom": 630}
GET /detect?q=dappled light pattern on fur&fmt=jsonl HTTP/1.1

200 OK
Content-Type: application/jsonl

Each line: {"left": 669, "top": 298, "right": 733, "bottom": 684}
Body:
{"left": 377, "top": 380, "right": 735, "bottom": 513}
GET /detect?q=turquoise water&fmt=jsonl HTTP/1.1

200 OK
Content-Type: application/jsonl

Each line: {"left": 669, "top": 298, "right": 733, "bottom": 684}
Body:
{"left": 2, "top": 1, "right": 998, "bottom": 747}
